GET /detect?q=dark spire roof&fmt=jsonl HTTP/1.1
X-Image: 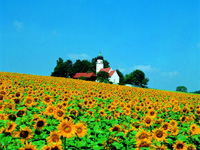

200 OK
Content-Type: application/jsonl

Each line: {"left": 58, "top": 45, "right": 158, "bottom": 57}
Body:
{"left": 97, "top": 52, "right": 103, "bottom": 60}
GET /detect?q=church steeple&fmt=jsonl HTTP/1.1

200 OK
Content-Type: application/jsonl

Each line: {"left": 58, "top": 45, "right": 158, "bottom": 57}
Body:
{"left": 96, "top": 52, "right": 104, "bottom": 74}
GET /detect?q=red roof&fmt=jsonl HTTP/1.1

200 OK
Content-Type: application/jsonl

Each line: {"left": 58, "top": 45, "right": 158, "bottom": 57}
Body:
{"left": 73, "top": 72, "right": 96, "bottom": 78}
{"left": 109, "top": 70, "right": 115, "bottom": 77}
{"left": 99, "top": 67, "right": 111, "bottom": 73}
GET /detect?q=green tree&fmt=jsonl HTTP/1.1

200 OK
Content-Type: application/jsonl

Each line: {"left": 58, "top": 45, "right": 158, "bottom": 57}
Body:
{"left": 96, "top": 71, "right": 109, "bottom": 83}
{"left": 125, "top": 69, "right": 149, "bottom": 88}
{"left": 116, "top": 69, "right": 125, "bottom": 84}
{"left": 176, "top": 86, "right": 187, "bottom": 92}
{"left": 66, "top": 60, "right": 73, "bottom": 78}
{"left": 70, "top": 59, "right": 93, "bottom": 78}
{"left": 51, "top": 58, "right": 67, "bottom": 77}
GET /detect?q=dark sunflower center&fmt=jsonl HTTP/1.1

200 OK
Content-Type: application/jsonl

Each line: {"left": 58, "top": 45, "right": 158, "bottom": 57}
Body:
{"left": 37, "top": 121, "right": 44, "bottom": 127}
{"left": 0, "top": 95, "right": 4, "bottom": 100}
{"left": 176, "top": 143, "right": 184, "bottom": 149}
{"left": 145, "top": 118, "right": 151, "bottom": 124}
{"left": 14, "top": 98, "right": 20, "bottom": 104}
{"left": 45, "top": 97, "right": 50, "bottom": 102}
{"left": 150, "top": 111, "right": 155, "bottom": 115}
{"left": 140, "top": 141, "right": 150, "bottom": 147}
{"left": 139, "top": 133, "right": 148, "bottom": 139}
{"left": 49, "top": 109, "right": 53, "bottom": 113}
{"left": 52, "top": 135, "right": 59, "bottom": 142}
{"left": 113, "top": 127, "right": 120, "bottom": 131}
{"left": 156, "top": 131, "right": 163, "bottom": 138}
{"left": 20, "top": 131, "right": 29, "bottom": 138}
{"left": 57, "top": 110, "right": 63, "bottom": 117}
{"left": 163, "top": 124, "right": 168, "bottom": 130}
{"left": 51, "top": 147, "right": 59, "bottom": 150}
{"left": 16, "top": 92, "right": 21, "bottom": 97}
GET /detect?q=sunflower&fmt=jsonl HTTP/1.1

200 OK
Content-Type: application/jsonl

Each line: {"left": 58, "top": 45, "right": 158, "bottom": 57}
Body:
{"left": 0, "top": 113, "right": 7, "bottom": 120}
{"left": 195, "top": 108, "right": 200, "bottom": 117}
{"left": 99, "top": 109, "right": 107, "bottom": 117}
{"left": 180, "top": 115, "right": 187, "bottom": 124}
{"left": 173, "top": 140, "right": 187, "bottom": 150}
{"left": 189, "top": 123, "right": 200, "bottom": 135}
{"left": 161, "top": 122, "right": 170, "bottom": 132}
{"left": 24, "top": 96, "right": 34, "bottom": 107}
{"left": 16, "top": 126, "right": 33, "bottom": 142}
{"left": 19, "top": 141, "right": 37, "bottom": 150}
{"left": 43, "top": 95, "right": 52, "bottom": 105}
{"left": 57, "top": 119, "right": 76, "bottom": 138}
{"left": 44, "top": 105, "right": 55, "bottom": 116}
{"left": 34, "top": 118, "right": 46, "bottom": 130}
{"left": 170, "top": 126, "right": 179, "bottom": 136}
{"left": 75, "top": 122, "right": 87, "bottom": 137}
{"left": 54, "top": 108, "right": 65, "bottom": 121}
{"left": 17, "top": 108, "right": 27, "bottom": 117}
{"left": 5, "top": 121, "right": 17, "bottom": 133}
{"left": 47, "top": 130, "right": 62, "bottom": 144}
{"left": 123, "top": 108, "right": 132, "bottom": 116}
{"left": 42, "top": 145, "right": 51, "bottom": 150}
{"left": 135, "top": 139, "right": 152, "bottom": 149}
{"left": 135, "top": 129, "right": 152, "bottom": 141}
{"left": 114, "top": 111, "right": 120, "bottom": 120}
{"left": 153, "top": 144, "right": 168, "bottom": 150}
{"left": 169, "top": 119, "right": 178, "bottom": 127}
{"left": 152, "top": 128, "right": 167, "bottom": 142}
{"left": 147, "top": 109, "right": 157, "bottom": 118}
{"left": 69, "top": 109, "right": 79, "bottom": 117}
{"left": 113, "top": 99, "right": 120, "bottom": 105}
{"left": 110, "top": 124, "right": 122, "bottom": 132}
{"left": 50, "top": 143, "right": 63, "bottom": 150}
{"left": 143, "top": 115, "right": 153, "bottom": 127}
{"left": 187, "top": 144, "right": 196, "bottom": 150}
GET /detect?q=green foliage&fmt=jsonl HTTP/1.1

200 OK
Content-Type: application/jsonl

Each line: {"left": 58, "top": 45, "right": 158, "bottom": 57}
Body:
{"left": 124, "top": 69, "right": 149, "bottom": 88}
{"left": 52, "top": 56, "right": 111, "bottom": 78}
{"left": 79, "top": 76, "right": 88, "bottom": 81}
{"left": 176, "top": 86, "right": 187, "bottom": 92}
{"left": 97, "top": 71, "right": 109, "bottom": 83}
{"left": 51, "top": 58, "right": 72, "bottom": 78}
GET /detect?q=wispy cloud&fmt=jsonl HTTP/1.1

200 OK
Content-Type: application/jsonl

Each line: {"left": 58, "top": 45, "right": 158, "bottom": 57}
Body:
{"left": 133, "top": 65, "right": 159, "bottom": 72}
{"left": 161, "top": 71, "right": 179, "bottom": 77}
{"left": 67, "top": 53, "right": 92, "bottom": 60}
{"left": 13, "top": 21, "right": 23, "bottom": 30}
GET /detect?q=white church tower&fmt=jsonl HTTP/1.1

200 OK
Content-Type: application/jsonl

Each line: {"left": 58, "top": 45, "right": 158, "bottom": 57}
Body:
{"left": 96, "top": 52, "right": 104, "bottom": 74}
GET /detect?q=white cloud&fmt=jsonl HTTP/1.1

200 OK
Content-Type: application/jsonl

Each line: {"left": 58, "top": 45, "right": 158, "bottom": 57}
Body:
{"left": 133, "top": 65, "right": 159, "bottom": 72}
{"left": 13, "top": 21, "right": 23, "bottom": 30}
{"left": 67, "top": 53, "right": 92, "bottom": 60}
{"left": 161, "top": 71, "right": 179, "bottom": 77}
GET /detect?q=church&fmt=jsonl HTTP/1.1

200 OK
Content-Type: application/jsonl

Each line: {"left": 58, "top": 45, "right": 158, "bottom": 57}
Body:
{"left": 73, "top": 53, "right": 120, "bottom": 84}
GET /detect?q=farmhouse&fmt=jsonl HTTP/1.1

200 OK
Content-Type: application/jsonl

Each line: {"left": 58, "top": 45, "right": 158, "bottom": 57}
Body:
{"left": 73, "top": 53, "right": 120, "bottom": 84}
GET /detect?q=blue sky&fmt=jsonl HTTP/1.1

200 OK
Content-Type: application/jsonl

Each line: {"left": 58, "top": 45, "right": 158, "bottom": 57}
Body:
{"left": 0, "top": 0, "right": 199, "bottom": 92}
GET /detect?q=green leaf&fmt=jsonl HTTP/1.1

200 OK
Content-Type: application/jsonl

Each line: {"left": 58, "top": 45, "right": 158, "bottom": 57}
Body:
{"left": 115, "top": 132, "right": 125, "bottom": 137}
{"left": 176, "top": 134, "right": 187, "bottom": 142}
{"left": 112, "top": 141, "right": 123, "bottom": 149}
{"left": 167, "top": 138, "right": 174, "bottom": 144}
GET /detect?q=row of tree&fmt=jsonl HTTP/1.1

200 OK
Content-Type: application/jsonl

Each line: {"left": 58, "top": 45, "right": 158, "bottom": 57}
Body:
{"left": 51, "top": 57, "right": 149, "bottom": 87}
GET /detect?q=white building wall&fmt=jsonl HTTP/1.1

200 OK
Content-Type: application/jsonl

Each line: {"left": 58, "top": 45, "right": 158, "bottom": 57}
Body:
{"left": 109, "top": 71, "right": 119, "bottom": 84}
{"left": 96, "top": 60, "right": 104, "bottom": 74}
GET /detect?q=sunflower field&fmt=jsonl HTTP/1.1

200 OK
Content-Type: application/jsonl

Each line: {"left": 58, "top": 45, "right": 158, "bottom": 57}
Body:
{"left": 0, "top": 72, "right": 200, "bottom": 150}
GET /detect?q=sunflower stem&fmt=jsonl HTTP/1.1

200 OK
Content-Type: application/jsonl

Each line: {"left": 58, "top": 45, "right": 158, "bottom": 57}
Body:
{"left": 64, "top": 137, "right": 66, "bottom": 150}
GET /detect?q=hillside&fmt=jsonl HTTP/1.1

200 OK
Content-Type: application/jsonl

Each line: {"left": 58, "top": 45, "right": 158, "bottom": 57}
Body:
{"left": 0, "top": 72, "right": 200, "bottom": 149}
